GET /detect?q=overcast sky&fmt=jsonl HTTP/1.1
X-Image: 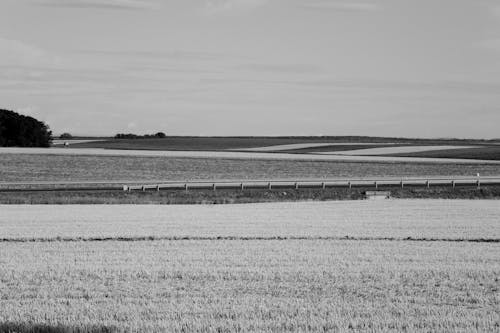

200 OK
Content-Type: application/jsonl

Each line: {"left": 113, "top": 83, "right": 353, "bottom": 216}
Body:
{"left": 1, "top": 0, "right": 500, "bottom": 138}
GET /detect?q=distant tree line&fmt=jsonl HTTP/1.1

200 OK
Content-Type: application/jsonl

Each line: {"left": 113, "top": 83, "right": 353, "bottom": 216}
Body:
{"left": 59, "top": 133, "right": 73, "bottom": 139}
{"left": 0, "top": 109, "right": 52, "bottom": 147}
{"left": 114, "top": 132, "right": 166, "bottom": 139}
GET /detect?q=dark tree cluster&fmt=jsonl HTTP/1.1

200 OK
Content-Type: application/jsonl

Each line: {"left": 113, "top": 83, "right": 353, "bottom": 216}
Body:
{"left": 0, "top": 109, "right": 52, "bottom": 147}
{"left": 114, "top": 132, "right": 166, "bottom": 139}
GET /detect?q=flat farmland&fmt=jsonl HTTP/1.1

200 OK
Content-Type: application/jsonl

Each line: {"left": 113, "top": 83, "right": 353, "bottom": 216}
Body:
{"left": 387, "top": 146, "right": 500, "bottom": 161}
{"left": 1, "top": 240, "right": 498, "bottom": 332}
{"left": 69, "top": 136, "right": 498, "bottom": 151}
{"left": 0, "top": 200, "right": 499, "bottom": 332}
{"left": 2, "top": 154, "right": 500, "bottom": 183}
{"left": 1, "top": 200, "right": 499, "bottom": 240}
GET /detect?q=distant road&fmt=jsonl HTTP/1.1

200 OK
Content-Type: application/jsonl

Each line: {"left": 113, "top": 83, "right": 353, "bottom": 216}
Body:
{"left": 1, "top": 147, "right": 500, "bottom": 164}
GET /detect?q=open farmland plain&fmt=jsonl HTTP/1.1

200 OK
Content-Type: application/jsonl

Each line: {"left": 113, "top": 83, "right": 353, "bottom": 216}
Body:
{"left": 387, "top": 146, "right": 500, "bottom": 161}
{"left": 64, "top": 136, "right": 500, "bottom": 160}
{"left": 0, "top": 200, "right": 499, "bottom": 332}
{"left": 2, "top": 154, "right": 500, "bottom": 183}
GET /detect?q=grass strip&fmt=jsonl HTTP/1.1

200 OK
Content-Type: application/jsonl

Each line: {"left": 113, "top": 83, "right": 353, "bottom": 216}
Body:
{"left": 0, "top": 236, "right": 499, "bottom": 243}
{"left": 0, "top": 186, "right": 499, "bottom": 204}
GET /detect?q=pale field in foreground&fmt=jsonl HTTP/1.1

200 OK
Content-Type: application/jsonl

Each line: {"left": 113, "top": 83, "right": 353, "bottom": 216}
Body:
{"left": 1, "top": 200, "right": 499, "bottom": 240}
{"left": 1, "top": 200, "right": 499, "bottom": 332}
{"left": 0, "top": 240, "right": 498, "bottom": 332}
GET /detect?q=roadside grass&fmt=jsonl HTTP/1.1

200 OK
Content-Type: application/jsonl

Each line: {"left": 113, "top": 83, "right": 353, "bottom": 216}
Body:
{"left": 0, "top": 240, "right": 498, "bottom": 332}
{"left": 2, "top": 154, "right": 500, "bottom": 183}
{"left": 0, "top": 186, "right": 499, "bottom": 204}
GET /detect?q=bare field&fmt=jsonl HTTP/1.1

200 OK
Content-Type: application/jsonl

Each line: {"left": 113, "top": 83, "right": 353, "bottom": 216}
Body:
{"left": 0, "top": 240, "right": 498, "bottom": 332}
{"left": 2, "top": 154, "right": 500, "bottom": 183}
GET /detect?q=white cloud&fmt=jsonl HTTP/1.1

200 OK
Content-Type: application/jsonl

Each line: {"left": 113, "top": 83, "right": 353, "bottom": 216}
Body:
{"left": 36, "top": 0, "right": 158, "bottom": 10}
{"left": 493, "top": 5, "right": 500, "bottom": 19}
{"left": 480, "top": 38, "right": 500, "bottom": 52}
{"left": 203, "top": 0, "right": 269, "bottom": 15}
{"left": 300, "top": 0, "right": 379, "bottom": 12}
{"left": 0, "top": 37, "right": 56, "bottom": 67}
{"left": 238, "top": 63, "right": 321, "bottom": 74}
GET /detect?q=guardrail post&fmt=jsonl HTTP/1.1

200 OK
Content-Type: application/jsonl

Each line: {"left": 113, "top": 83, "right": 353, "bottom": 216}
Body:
{"left": 322, "top": 182, "right": 326, "bottom": 189}
{"left": 375, "top": 181, "right": 378, "bottom": 189}
{"left": 268, "top": 182, "right": 272, "bottom": 190}
{"left": 348, "top": 181, "right": 351, "bottom": 189}
{"left": 452, "top": 180, "right": 455, "bottom": 189}
{"left": 401, "top": 180, "right": 404, "bottom": 189}
{"left": 156, "top": 185, "right": 160, "bottom": 192}
{"left": 142, "top": 186, "right": 146, "bottom": 192}
{"left": 213, "top": 183, "right": 216, "bottom": 191}
{"left": 295, "top": 182, "right": 299, "bottom": 190}
{"left": 185, "top": 184, "right": 188, "bottom": 192}
{"left": 426, "top": 180, "right": 430, "bottom": 188}
{"left": 241, "top": 183, "right": 244, "bottom": 191}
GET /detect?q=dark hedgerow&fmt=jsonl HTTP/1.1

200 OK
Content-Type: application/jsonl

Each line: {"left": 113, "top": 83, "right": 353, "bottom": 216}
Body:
{"left": 0, "top": 109, "right": 52, "bottom": 147}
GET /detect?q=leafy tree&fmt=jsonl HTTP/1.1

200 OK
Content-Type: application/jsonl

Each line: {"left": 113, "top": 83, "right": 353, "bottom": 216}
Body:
{"left": 59, "top": 133, "right": 73, "bottom": 139}
{"left": 0, "top": 109, "right": 52, "bottom": 147}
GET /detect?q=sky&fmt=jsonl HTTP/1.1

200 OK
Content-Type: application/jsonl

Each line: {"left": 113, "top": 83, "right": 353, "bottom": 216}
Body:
{"left": 1, "top": 0, "right": 500, "bottom": 138}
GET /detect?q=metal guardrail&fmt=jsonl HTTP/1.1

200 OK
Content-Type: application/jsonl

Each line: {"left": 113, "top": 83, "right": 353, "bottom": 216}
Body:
{"left": 1, "top": 176, "right": 499, "bottom": 193}
{"left": 124, "top": 176, "right": 500, "bottom": 192}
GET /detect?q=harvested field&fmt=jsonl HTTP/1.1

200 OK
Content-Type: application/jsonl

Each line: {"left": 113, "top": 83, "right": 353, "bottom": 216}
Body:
{"left": 1, "top": 200, "right": 499, "bottom": 240}
{"left": 1, "top": 200, "right": 499, "bottom": 332}
{"left": 0, "top": 240, "right": 498, "bottom": 332}
{"left": 2, "top": 154, "right": 500, "bottom": 183}
{"left": 0, "top": 200, "right": 500, "bottom": 332}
